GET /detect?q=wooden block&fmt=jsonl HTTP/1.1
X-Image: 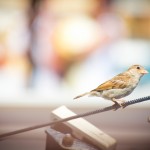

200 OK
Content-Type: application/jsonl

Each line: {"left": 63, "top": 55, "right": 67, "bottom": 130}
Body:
{"left": 52, "top": 105, "right": 117, "bottom": 150}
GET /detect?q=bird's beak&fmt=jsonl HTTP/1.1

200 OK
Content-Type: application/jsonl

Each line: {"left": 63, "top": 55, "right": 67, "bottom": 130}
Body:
{"left": 141, "top": 69, "right": 149, "bottom": 74}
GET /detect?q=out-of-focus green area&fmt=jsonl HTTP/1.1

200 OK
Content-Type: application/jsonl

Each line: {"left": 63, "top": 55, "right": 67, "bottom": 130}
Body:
{"left": 0, "top": 0, "right": 150, "bottom": 107}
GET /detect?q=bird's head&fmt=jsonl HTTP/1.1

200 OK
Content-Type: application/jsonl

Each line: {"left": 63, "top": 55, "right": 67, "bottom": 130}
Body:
{"left": 128, "top": 65, "right": 148, "bottom": 78}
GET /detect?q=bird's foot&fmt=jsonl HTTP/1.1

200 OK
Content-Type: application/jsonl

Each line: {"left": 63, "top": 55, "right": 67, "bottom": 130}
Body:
{"left": 116, "top": 99, "right": 126, "bottom": 107}
{"left": 112, "top": 99, "right": 126, "bottom": 110}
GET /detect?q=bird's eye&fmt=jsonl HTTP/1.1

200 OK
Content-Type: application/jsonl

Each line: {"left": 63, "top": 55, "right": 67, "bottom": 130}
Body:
{"left": 137, "top": 66, "right": 140, "bottom": 69}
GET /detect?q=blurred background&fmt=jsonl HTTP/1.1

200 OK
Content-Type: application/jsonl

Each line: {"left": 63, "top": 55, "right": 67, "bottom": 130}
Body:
{"left": 0, "top": 0, "right": 150, "bottom": 150}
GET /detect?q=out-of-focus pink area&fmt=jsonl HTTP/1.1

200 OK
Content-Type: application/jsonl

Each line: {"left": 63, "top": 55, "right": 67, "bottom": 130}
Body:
{"left": 0, "top": 0, "right": 150, "bottom": 107}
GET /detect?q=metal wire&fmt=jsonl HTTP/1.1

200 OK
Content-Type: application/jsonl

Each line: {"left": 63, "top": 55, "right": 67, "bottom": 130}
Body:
{"left": 0, "top": 95, "right": 150, "bottom": 140}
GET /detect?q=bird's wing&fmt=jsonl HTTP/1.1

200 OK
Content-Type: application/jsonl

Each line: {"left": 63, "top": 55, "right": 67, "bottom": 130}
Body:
{"left": 92, "top": 73, "right": 131, "bottom": 92}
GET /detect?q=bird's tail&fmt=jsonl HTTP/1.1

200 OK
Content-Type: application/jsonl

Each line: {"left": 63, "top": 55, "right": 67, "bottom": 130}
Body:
{"left": 73, "top": 92, "right": 90, "bottom": 100}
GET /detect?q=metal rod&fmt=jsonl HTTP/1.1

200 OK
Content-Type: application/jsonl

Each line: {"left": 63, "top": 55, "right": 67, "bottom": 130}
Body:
{"left": 0, "top": 95, "right": 150, "bottom": 140}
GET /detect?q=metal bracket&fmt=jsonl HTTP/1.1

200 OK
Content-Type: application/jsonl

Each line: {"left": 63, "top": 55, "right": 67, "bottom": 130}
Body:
{"left": 45, "top": 127, "right": 99, "bottom": 150}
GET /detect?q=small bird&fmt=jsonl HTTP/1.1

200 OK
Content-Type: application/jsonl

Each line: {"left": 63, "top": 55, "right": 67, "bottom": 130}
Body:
{"left": 74, "top": 65, "right": 148, "bottom": 107}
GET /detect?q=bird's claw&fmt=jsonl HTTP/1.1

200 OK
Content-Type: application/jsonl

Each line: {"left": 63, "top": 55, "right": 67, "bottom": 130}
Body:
{"left": 112, "top": 103, "right": 119, "bottom": 111}
{"left": 112, "top": 99, "right": 126, "bottom": 110}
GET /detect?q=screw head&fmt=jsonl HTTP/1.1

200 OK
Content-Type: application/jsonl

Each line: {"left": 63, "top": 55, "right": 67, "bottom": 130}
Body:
{"left": 62, "top": 133, "right": 74, "bottom": 147}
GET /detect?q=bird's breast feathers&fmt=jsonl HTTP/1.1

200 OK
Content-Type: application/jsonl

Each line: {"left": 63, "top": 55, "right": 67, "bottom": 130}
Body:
{"left": 101, "top": 87, "right": 136, "bottom": 100}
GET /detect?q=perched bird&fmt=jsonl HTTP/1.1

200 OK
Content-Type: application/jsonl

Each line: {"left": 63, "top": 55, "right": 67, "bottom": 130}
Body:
{"left": 74, "top": 65, "right": 148, "bottom": 107}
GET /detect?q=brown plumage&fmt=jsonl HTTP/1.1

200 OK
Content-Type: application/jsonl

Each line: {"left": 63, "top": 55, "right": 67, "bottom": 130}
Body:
{"left": 74, "top": 65, "right": 148, "bottom": 106}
